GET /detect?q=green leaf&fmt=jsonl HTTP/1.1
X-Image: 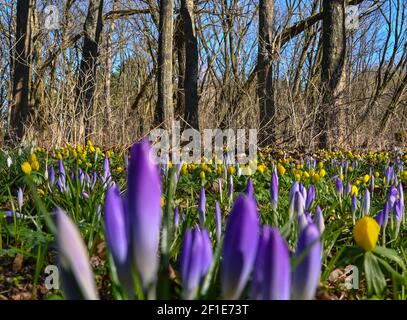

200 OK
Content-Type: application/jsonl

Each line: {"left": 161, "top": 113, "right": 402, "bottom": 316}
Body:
{"left": 364, "top": 252, "right": 387, "bottom": 297}
{"left": 373, "top": 246, "right": 406, "bottom": 270}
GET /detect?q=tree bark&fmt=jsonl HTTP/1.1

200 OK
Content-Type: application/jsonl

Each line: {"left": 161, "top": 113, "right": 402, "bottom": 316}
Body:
{"left": 9, "top": 0, "right": 33, "bottom": 144}
{"left": 156, "top": 0, "right": 174, "bottom": 129}
{"left": 318, "top": 0, "right": 347, "bottom": 149}
{"left": 257, "top": 0, "right": 275, "bottom": 145}
{"left": 76, "top": 0, "right": 104, "bottom": 141}
{"left": 181, "top": 0, "right": 199, "bottom": 130}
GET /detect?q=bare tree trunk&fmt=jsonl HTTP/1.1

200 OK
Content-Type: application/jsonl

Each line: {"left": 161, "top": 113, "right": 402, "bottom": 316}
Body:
{"left": 318, "top": 0, "right": 347, "bottom": 149}
{"left": 76, "top": 0, "right": 104, "bottom": 141}
{"left": 257, "top": 0, "right": 275, "bottom": 145}
{"left": 174, "top": 13, "right": 185, "bottom": 118}
{"left": 181, "top": 0, "right": 199, "bottom": 130}
{"left": 8, "top": 0, "right": 33, "bottom": 144}
{"left": 104, "top": 0, "right": 116, "bottom": 145}
{"left": 156, "top": 0, "right": 174, "bottom": 128}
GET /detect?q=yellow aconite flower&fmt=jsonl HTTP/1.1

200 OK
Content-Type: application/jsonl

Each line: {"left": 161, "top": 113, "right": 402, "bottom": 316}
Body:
{"left": 295, "top": 173, "right": 301, "bottom": 181}
{"left": 30, "top": 153, "right": 37, "bottom": 163}
{"left": 116, "top": 166, "right": 123, "bottom": 173}
{"left": 313, "top": 173, "right": 321, "bottom": 183}
{"left": 182, "top": 164, "right": 188, "bottom": 175}
{"left": 21, "top": 162, "right": 32, "bottom": 175}
{"left": 37, "top": 188, "right": 45, "bottom": 196}
{"left": 161, "top": 196, "right": 165, "bottom": 207}
{"left": 200, "top": 171, "right": 206, "bottom": 180}
{"left": 351, "top": 185, "right": 358, "bottom": 196}
{"left": 106, "top": 150, "right": 112, "bottom": 158}
{"left": 227, "top": 166, "right": 235, "bottom": 175}
{"left": 31, "top": 160, "right": 40, "bottom": 171}
{"left": 362, "top": 174, "right": 370, "bottom": 183}
{"left": 277, "top": 163, "right": 286, "bottom": 176}
{"left": 402, "top": 171, "right": 407, "bottom": 182}
{"left": 319, "top": 169, "right": 326, "bottom": 177}
{"left": 257, "top": 164, "right": 266, "bottom": 174}
{"left": 317, "top": 162, "right": 324, "bottom": 169}
{"left": 354, "top": 216, "right": 380, "bottom": 251}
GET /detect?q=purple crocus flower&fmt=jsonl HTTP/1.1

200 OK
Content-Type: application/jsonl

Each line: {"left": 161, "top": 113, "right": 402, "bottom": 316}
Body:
{"left": 298, "top": 213, "right": 309, "bottom": 232}
{"left": 385, "top": 166, "right": 394, "bottom": 185}
{"left": 56, "top": 208, "right": 99, "bottom": 300}
{"left": 181, "top": 227, "right": 213, "bottom": 299}
{"left": 395, "top": 200, "right": 403, "bottom": 223}
{"left": 49, "top": 166, "right": 55, "bottom": 187}
{"left": 91, "top": 171, "right": 98, "bottom": 190}
{"left": 78, "top": 168, "right": 85, "bottom": 187}
{"left": 251, "top": 226, "right": 291, "bottom": 300}
{"left": 347, "top": 182, "right": 352, "bottom": 195}
{"left": 292, "top": 223, "right": 321, "bottom": 300}
{"left": 199, "top": 188, "right": 206, "bottom": 226}
{"left": 313, "top": 206, "right": 325, "bottom": 234}
{"left": 362, "top": 188, "right": 370, "bottom": 216}
{"left": 104, "top": 186, "right": 133, "bottom": 296}
{"left": 335, "top": 177, "right": 343, "bottom": 198}
{"left": 305, "top": 185, "right": 315, "bottom": 211}
{"left": 246, "top": 178, "right": 254, "bottom": 199}
{"left": 174, "top": 206, "right": 180, "bottom": 228}
{"left": 103, "top": 156, "right": 111, "bottom": 185}
{"left": 289, "top": 182, "right": 299, "bottom": 203}
{"left": 17, "top": 188, "right": 23, "bottom": 210}
{"left": 294, "top": 192, "right": 305, "bottom": 217}
{"left": 215, "top": 201, "right": 222, "bottom": 241}
{"left": 376, "top": 210, "right": 384, "bottom": 227}
{"left": 59, "top": 159, "right": 66, "bottom": 180}
{"left": 388, "top": 185, "right": 398, "bottom": 210}
{"left": 299, "top": 184, "right": 307, "bottom": 204}
{"left": 270, "top": 171, "right": 278, "bottom": 211}
{"left": 127, "top": 139, "right": 162, "bottom": 292}
{"left": 222, "top": 194, "right": 259, "bottom": 299}
{"left": 228, "top": 175, "right": 233, "bottom": 202}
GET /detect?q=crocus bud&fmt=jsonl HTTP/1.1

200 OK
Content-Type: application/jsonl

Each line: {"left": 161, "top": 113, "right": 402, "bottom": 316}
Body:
{"left": 270, "top": 171, "right": 278, "bottom": 211}
{"left": 215, "top": 201, "right": 222, "bottom": 241}
{"left": 335, "top": 177, "right": 343, "bottom": 198}
{"left": 251, "top": 226, "right": 290, "bottom": 300}
{"left": 181, "top": 227, "right": 213, "bottom": 299}
{"left": 395, "top": 200, "right": 403, "bottom": 226}
{"left": 292, "top": 224, "right": 321, "bottom": 300}
{"left": 56, "top": 208, "right": 99, "bottom": 300}
{"left": 246, "top": 178, "right": 254, "bottom": 199}
{"left": 103, "top": 156, "right": 111, "bottom": 186}
{"left": 174, "top": 206, "right": 180, "bottom": 228}
{"left": 299, "top": 184, "right": 307, "bottom": 204}
{"left": 362, "top": 189, "right": 370, "bottom": 216}
{"left": 49, "top": 166, "right": 55, "bottom": 187}
{"left": 222, "top": 194, "right": 259, "bottom": 299}
{"left": 228, "top": 175, "right": 233, "bottom": 202}
{"left": 289, "top": 182, "right": 299, "bottom": 203}
{"left": 294, "top": 192, "right": 305, "bottom": 217}
{"left": 313, "top": 206, "right": 325, "bottom": 234}
{"left": 127, "top": 139, "right": 162, "bottom": 293}
{"left": 17, "top": 188, "right": 23, "bottom": 211}
{"left": 104, "top": 186, "right": 133, "bottom": 296}
{"left": 199, "top": 188, "right": 206, "bottom": 226}
{"left": 376, "top": 210, "right": 384, "bottom": 227}
{"left": 388, "top": 185, "right": 398, "bottom": 210}
{"left": 306, "top": 185, "right": 315, "bottom": 211}
{"left": 298, "top": 213, "right": 309, "bottom": 233}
